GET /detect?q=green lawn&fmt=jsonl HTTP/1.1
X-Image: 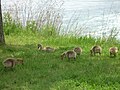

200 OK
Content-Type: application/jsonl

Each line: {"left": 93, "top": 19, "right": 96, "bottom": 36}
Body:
{"left": 0, "top": 34, "right": 120, "bottom": 90}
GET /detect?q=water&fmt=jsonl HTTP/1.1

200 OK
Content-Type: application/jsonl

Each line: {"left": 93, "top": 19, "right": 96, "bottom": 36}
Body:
{"left": 62, "top": 0, "right": 120, "bottom": 37}
{"left": 2, "top": 0, "right": 120, "bottom": 38}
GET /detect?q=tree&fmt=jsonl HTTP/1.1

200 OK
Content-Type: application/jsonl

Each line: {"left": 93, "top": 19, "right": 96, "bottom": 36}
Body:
{"left": 0, "top": 0, "right": 5, "bottom": 44}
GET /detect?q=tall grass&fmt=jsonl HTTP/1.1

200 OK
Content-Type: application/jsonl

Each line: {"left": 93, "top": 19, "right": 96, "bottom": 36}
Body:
{"left": 2, "top": 0, "right": 64, "bottom": 37}
{"left": 2, "top": 0, "right": 120, "bottom": 48}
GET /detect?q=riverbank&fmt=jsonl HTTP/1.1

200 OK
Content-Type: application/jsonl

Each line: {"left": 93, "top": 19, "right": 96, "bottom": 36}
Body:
{"left": 0, "top": 31, "right": 120, "bottom": 90}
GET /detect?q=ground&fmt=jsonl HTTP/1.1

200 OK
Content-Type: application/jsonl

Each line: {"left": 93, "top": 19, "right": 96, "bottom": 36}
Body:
{"left": 0, "top": 37, "right": 120, "bottom": 90}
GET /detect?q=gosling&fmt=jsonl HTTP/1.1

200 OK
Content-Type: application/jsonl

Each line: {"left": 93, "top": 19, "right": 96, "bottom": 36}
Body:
{"left": 73, "top": 47, "right": 82, "bottom": 55}
{"left": 61, "top": 50, "right": 76, "bottom": 60}
{"left": 109, "top": 47, "right": 119, "bottom": 57}
{"left": 90, "top": 45, "right": 102, "bottom": 56}
{"left": 2, "top": 58, "right": 23, "bottom": 68}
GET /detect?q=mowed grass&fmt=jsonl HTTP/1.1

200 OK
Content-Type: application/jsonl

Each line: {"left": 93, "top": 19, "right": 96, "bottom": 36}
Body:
{"left": 0, "top": 34, "right": 120, "bottom": 90}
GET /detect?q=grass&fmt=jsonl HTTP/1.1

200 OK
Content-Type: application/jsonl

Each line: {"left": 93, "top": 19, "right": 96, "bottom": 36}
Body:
{"left": 0, "top": 33, "right": 120, "bottom": 90}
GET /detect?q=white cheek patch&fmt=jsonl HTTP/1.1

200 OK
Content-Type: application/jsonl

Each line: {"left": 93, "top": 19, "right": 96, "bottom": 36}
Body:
{"left": 38, "top": 47, "right": 41, "bottom": 50}
{"left": 115, "top": 50, "right": 118, "bottom": 53}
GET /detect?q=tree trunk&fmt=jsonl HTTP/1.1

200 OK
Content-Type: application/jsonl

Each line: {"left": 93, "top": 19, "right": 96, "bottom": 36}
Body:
{"left": 0, "top": 0, "right": 5, "bottom": 44}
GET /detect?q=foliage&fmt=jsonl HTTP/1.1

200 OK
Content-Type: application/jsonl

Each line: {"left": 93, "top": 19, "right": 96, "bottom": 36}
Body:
{"left": 3, "top": 12, "right": 23, "bottom": 35}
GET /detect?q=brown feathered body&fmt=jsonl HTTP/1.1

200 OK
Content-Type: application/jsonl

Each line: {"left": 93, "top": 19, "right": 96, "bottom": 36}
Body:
{"left": 73, "top": 47, "right": 82, "bottom": 55}
{"left": 45, "top": 46, "right": 55, "bottom": 52}
{"left": 61, "top": 50, "right": 76, "bottom": 60}
{"left": 3, "top": 58, "right": 23, "bottom": 68}
{"left": 90, "top": 45, "right": 102, "bottom": 56}
{"left": 109, "top": 47, "right": 118, "bottom": 57}
{"left": 3, "top": 58, "right": 16, "bottom": 68}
